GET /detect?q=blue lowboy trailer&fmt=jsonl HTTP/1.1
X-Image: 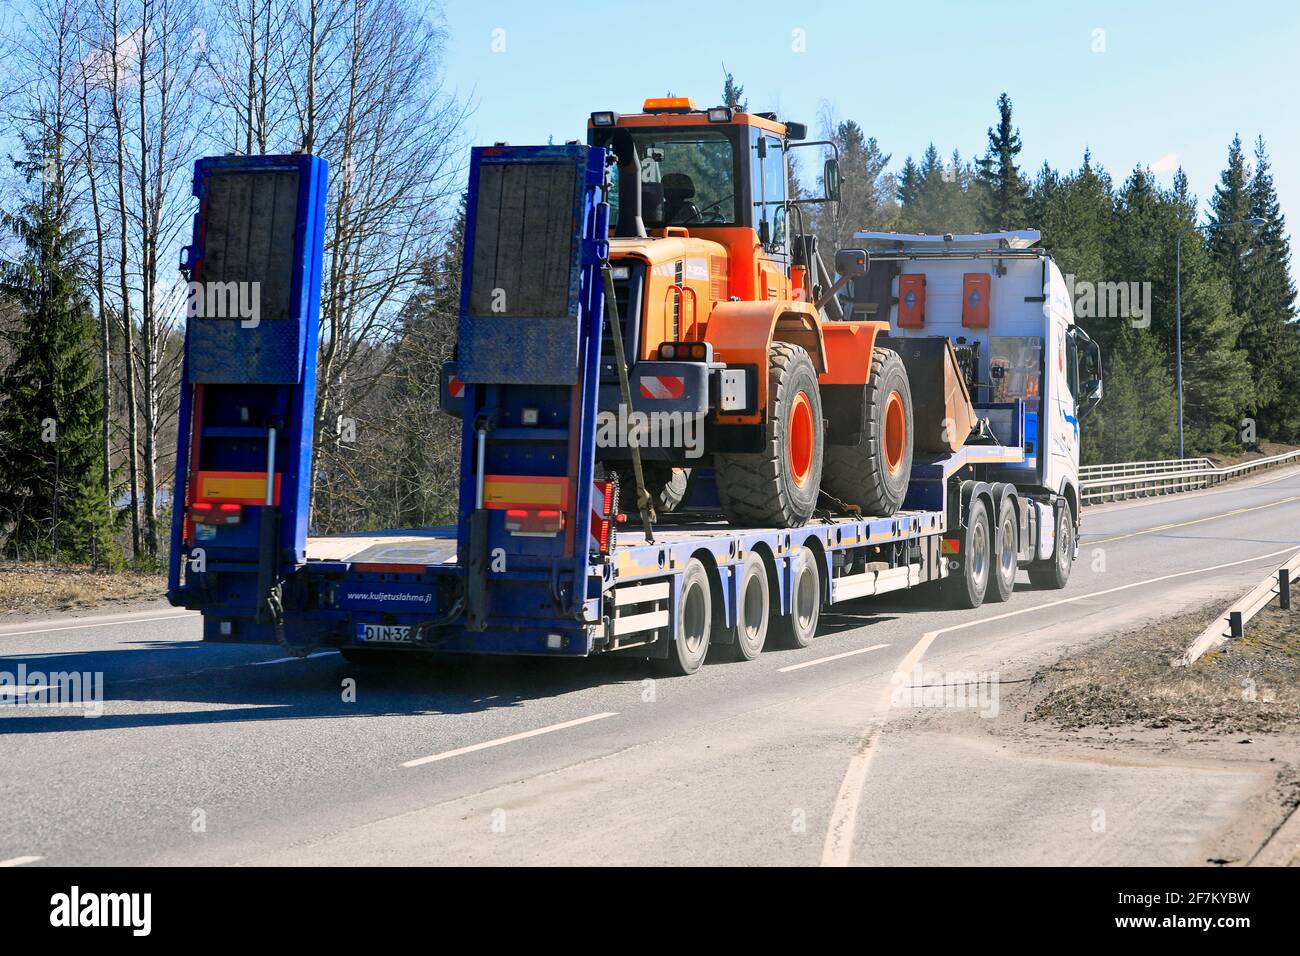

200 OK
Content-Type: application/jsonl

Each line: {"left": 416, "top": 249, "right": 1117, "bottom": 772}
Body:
{"left": 167, "top": 143, "right": 1096, "bottom": 675}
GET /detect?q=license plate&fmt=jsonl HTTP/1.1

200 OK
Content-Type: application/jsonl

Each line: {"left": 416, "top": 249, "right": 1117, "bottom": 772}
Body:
{"left": 358, "top": 623, "right": 412, "bottom": 644}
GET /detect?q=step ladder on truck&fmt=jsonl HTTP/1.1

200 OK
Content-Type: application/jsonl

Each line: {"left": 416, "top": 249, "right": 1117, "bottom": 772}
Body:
{"left": 167, "top": 139, "right": 1102, "bottom": 674}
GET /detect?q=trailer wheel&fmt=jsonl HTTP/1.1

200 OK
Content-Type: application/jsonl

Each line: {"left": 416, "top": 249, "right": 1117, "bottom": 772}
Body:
{"left": 942, "top": 498, "right": 990, "bottom": 609}
{"left": 729, "top": 552, "right": 771, "bottom": 660}
{"left": 822, "top": 348, "right": 913, "bottom": 516}
{"left": 771, "top": 546, "right": 821, "bottom": 648}
{"left": 659, "top": 557, "right": 712, "bottom": 675}
{"left": 1028, "top": 503, "right": 1074, "bottom": 590}
{"left": 714, "top": 342, "right": 823, "bottom": 528}
{"left": 986, "top": 495, "right": 1019, "bottom": 603}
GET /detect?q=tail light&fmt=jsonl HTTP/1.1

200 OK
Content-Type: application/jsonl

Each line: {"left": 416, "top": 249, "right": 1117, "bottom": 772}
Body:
{"left": 505, "top": 509, "right": 564, "bottom": 536}
{"left": 191, "top": 501, "right": 243, "bottom": 525}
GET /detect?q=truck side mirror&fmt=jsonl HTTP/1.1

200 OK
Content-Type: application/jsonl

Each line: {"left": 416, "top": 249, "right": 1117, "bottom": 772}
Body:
{"left": 824, "top": 158, "right": 842, "bottom": 203}
{"left": 833, "top": 248, "right": 869, "bottom": 278}
{"left": 1079, "top": 379, "right": 1102, "bottom": 419}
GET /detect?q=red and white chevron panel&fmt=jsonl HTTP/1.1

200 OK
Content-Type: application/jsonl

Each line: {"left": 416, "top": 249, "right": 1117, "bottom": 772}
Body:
{"left": 638, "top": 375, "right": 685, "bottom": 400}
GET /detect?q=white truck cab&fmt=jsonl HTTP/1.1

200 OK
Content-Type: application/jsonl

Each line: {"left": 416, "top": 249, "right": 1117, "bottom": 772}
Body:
{"left": 846, "top": 230, "right": 1102, "bottom": 574}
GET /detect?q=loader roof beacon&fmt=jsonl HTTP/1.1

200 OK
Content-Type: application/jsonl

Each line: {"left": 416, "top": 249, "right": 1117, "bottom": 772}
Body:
{"left": 169, "top": 100, "right": 1102, "bottom": 675}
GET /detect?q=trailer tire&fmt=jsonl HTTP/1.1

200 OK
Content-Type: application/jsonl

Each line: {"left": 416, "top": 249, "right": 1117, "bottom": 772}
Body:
{"left": 715, "top": 342, "right": 822, "bottom": 528}
{"left": 658, "top": 557, "right": 712, "bottom": 675}
{"left": 942, "top": 498, "right": 990, "bottom": 609}
{"left": 771, "top": 546, "right": 821, "bottom": 648}
{"left": 1028, "top": 502, "right": 1074, "bottom": 590}
{"left": 986, "top": 495, "right": 1019, "bottom": 603}
{"left": 729, "top": 552, "right": 771, "bottom": 660}
{"left": 822, "top": 348, "right": 913, "bottom": 516}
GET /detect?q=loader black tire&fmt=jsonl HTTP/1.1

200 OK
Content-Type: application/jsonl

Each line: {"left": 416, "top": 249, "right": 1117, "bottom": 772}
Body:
{"left": 614, "top": 464, "right": 690, "bottom": 515}
{"left": 822, "top": 347, "right": 913, "bottom": 517}
{"left": 714, "top": 342, "right": 823, "bottom": 528}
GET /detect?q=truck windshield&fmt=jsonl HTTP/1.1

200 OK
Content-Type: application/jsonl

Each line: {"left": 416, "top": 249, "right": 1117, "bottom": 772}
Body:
{"left": 592, "top": 127, "right": 739, "bottom": 228}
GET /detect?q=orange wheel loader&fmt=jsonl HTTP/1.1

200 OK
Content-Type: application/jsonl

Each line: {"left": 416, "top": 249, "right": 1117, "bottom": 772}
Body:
{"left": 587, "top": 97, "right": 911, "bottom": 528}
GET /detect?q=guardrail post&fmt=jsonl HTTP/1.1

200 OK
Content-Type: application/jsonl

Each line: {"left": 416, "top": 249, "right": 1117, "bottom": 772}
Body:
{"left": 1281, "top": 569, "right": 1292, "bottom": 611}
{"left": 1229, "top": 610, "right": 1244, "bottom": 638}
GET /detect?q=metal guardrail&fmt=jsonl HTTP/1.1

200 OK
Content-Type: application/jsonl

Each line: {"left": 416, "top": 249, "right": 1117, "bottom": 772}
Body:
{"left": 1079, "top": 449, "right": 1300, "bottom": 505}
{"left": 1177, "top": 548, "right": 1300, "bottom": 666}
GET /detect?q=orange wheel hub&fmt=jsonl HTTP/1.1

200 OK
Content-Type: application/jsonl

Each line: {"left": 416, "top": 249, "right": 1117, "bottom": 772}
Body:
{"left": 884, "top": 390, "right": 906, "bottom": 475}
{"left": 789, "top": 391, "right": 815, "bottom": 487}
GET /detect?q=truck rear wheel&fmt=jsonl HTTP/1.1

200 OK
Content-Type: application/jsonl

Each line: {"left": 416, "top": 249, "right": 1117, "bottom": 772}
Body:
{"left": 714, "top": 342, "right": 822, "bottom": 528}
{"left": 986, "top": 495, "right": 1019, "bottom": 603}
{"left": 822, "top": 348, "right": 913, "bottom": 517}
{"left": 771, "top": 546, "right": 821, "bottom": 648}
{"left": 729, "top": 552, "right": 770, "bottom": 660}
{"left": 1028, "top": 503, "right": 1074, "bottom": 590}
{"left": 942, "top": 498, "right": 990, "bottom": 609}
{"left": 658, "top": 557, "right": 712, "bottom": 675}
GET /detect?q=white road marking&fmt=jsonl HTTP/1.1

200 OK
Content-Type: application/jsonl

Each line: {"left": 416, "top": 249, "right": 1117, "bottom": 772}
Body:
{"left": 0, "top": 612, "right": 196, "bottom": 639}
{"left": 1088, "top": 495, "right": 1300, "bottom": 545}
{"left": 402, "top": 712, "right": 619, "bottom": 768}
{"left": 778, "top": 644, "right": 890, "bottom": 673}
{"left": 820, "top": 544, "right": 1300, "bottom": 868}
{"left": 0, "top": 856, "right": 43, "bottom": 867}
{"left": 251, "top": 651, "right": 338, "bottom": 666}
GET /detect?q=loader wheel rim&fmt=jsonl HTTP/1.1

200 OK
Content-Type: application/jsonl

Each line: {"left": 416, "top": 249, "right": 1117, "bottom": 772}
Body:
{"left": 789, "top": 391, "right": 815, "bottom": 487}
{"left": 884, "top": 389, "right": 906, "bottom": 476}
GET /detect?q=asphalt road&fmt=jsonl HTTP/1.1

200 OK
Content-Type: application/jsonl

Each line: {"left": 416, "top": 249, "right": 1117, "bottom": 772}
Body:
{"left": 3, "top": 465, "right": 1299, "bottom": 866}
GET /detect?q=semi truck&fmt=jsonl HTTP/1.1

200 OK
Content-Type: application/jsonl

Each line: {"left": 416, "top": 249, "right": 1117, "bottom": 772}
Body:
{"left": 167, "top": 101, "right": 1102, "bottom": 675}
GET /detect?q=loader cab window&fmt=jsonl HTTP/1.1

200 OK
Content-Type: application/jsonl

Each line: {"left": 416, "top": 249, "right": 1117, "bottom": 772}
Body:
{"left": 591, "top": 127, "right": 740, "bottom": 228}
{"left": 751, "top": 130, "right": 787, "bottom": 252}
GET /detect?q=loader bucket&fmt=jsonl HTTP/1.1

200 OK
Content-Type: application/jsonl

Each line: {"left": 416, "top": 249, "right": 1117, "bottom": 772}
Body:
{"left": 878, "top": 335, "right": 976, "bottom": 454}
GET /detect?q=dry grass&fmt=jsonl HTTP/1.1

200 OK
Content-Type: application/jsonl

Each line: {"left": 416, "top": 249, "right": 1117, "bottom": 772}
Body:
{"left": 1028, "top": 602, "right": 1300, "bottom": 733}
{"left": 0, "top": 562, "right": 165, "bottom": 616}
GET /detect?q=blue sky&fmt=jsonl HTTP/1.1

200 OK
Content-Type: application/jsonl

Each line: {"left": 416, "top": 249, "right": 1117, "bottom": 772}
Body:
{"left": 442, "top": 0, "right": 1298, "bottom": 264}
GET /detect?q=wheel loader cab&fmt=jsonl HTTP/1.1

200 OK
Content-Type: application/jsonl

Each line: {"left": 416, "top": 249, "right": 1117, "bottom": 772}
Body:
{"left": 588, "top": 98, "right": 787, "bottom": 242}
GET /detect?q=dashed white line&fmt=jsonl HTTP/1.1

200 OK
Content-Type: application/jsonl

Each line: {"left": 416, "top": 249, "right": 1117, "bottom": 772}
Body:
{"left": 0, "top": 855, "right": 43, "bottom": 867}
{"left": 820, "top": 543, "right": 1300, "bottom": 868}
{"left": 251, "top": 651, "right": 339, "bottom": 666}
{"left": 401, "top": 712, "right": 620, "bottom": 768}
{"left": 778, "top": 644, "right": 890, "bottom": 673}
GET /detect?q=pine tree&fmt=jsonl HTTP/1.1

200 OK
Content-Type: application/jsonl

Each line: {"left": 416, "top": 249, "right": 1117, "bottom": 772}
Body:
{"left": 1209, "top": 136, "right": 1300, "bottom": 440}
{"left": 1207, "top": 135, "right": 1254, "bottom": 309}
{"left": 812, "top": 120, "right": 893, "bottom": 255}
{"left": 721, "top": 70, "right": 747, "bottom": 111}
{"left": 975, "top": 92, "right": 1031, "bottom": 231}
{"left": 1095, "top": 167, "right": 1253, "bottom": 455}
{"left": 896, "top": 156, "right": 921, "bottom": 214}
{"left": 0, "top": 130, "right": 118, "bottom": 566}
